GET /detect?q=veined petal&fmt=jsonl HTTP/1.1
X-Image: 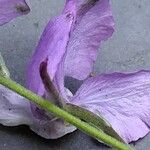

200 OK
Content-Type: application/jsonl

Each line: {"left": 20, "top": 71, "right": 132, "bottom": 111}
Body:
{"left": 26, "top": 3, "right": 75, "bottom": 118}
{"left": 0, "top": 85, "right": 33, "bottom": 126}
{"left": 27, "top": 10, "right": 75, "bottom": 96}
{"left": 0, "top": 0, "right": 30, "bottom": 26}
{"left": 30, "top": 118, "right": 76, "bottom": 139}
{"left": 0, "top": 85, "right": 76, "bottom": 139}
{"left": 65, "top": 0, "right": 115, "bottom": 80}
{"left": 71, "top": 70, "right": 150, "bottom": 143}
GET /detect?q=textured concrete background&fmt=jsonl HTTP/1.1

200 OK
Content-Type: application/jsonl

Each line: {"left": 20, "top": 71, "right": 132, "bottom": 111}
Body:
{"left": 0, "top": 0, "right": 150, "bottom": 149}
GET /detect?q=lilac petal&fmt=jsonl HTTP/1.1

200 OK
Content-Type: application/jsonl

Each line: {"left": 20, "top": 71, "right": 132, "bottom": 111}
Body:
{"left": 71, "top": 71, "right": 150, "bottom": 143}
{"left": 30, "top": 118, "right": 76, "bottom": 139}
{"left": 52, "top": 55, "right": 72, "bottom": 102}
{"left": 0, "top": 0, "right": 30, "bottom": 26}
{"left": 26, "top": 15, "right": 74, "bottom": 118}
{"left": 0, "top": 85, "right": 33, "bottom": 126}
{"left": 26, "top": 10, "right": 75, "bottom": 96}
{"left": 64, "top": 0, "right": 115, "bottom": 80}
{"left": 0, "top": 85, "right": 76, "bottom": 139}
{"left": 27, "top": 3, "right": 75, "bottom": 118}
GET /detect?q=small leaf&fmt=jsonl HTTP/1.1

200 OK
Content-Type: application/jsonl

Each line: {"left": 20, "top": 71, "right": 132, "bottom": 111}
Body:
{"left": 65, "top": 103, "right": 126, "bottom": 143}
{"left": 0, "top": 52, "right": 10, "bottom": 78}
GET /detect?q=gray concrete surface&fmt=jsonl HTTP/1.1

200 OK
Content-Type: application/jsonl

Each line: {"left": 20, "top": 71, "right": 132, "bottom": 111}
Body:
{"left": 0, "top": 0, "right": 150, "bottom": 149}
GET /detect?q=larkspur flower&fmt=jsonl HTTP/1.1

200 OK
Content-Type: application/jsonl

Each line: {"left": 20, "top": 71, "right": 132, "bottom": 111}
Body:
{"left": 0, "top": 0, "right": 150, "bottom": 144}
{"left": 26, "top": 0, "right": 116, "bottom": 139}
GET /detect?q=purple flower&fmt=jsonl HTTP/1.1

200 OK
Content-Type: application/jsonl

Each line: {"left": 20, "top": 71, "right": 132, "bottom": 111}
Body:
{"left": 0, "top": 0, "right": 30, "bottom": 26}
{"left": 26, "top": 0, "right": 115, "bottom": 139}
{"left": 0, "top": 0, "right": 150, "bottom": 144}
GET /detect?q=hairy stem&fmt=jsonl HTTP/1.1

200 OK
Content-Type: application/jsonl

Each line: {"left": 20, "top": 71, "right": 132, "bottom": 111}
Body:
{"left": 0, "top": 76, "right": 132, "bottom": 150}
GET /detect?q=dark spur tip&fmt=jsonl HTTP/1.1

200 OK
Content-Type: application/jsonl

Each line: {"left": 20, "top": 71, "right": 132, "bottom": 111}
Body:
{"left": 15, "top": 3, "right": 30, "bottom": 14}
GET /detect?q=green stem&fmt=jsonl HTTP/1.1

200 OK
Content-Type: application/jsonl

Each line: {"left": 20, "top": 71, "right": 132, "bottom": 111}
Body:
{"left": 0, "top": 77, "right": 132, "bottom": 150}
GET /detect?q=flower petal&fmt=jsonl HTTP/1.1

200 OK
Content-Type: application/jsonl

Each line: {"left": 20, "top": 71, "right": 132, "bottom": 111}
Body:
{"left": 65, "top": 0, "right": 115, "bottom": 80}
{"left": 71, "top": 71, "right": 150, "bottom": 143}
{"left": 0, "top": 85, "right": 33, "bottom": 126}
{"left": 26, "top": 9, "right": 75, "bottom": 96}
{"left": 26, "top": 6, "right": 75, "bottom": 117}
{"left": 0, "top": 0, "right": 30, "bottom": 26}
{"left": 30, "top": 118, "right": 76, "bottom": 139}
{"left": 0, "top": 85, "right": 76, "bottom": 139}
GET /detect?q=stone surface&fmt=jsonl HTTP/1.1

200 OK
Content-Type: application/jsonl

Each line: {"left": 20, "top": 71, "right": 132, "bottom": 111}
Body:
{"left": 0, "top": 0, "right": 150, "bottom": 149}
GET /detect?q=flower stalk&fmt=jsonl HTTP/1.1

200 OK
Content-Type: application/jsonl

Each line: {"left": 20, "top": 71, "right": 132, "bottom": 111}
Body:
{"left": 0, "top": 76, "right": 132, "bottom": 150}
